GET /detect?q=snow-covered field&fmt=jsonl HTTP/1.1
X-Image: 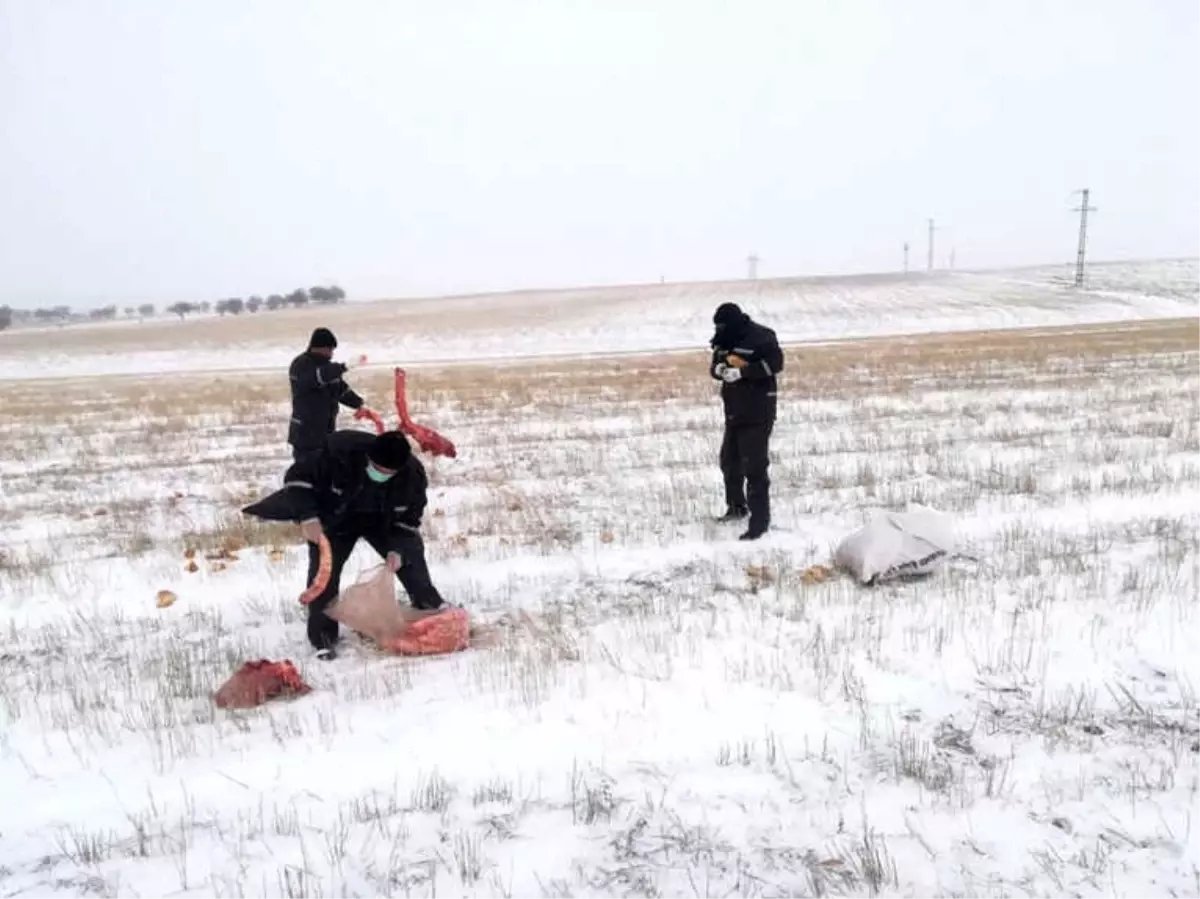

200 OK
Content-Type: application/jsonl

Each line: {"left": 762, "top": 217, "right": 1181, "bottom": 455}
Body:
{"left": 0, "top": 310, "right": 1196, "bottom": 897}
{"left": 0, "top": 258, "right": 1196, "bottom": 380}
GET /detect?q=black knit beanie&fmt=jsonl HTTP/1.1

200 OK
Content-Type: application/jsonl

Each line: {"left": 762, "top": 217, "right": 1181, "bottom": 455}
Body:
{"left": 309, "top": 327, "right": 337, "bottom": 350}
{"left": 368, "top": 431, "right": 412, "bottom": 471}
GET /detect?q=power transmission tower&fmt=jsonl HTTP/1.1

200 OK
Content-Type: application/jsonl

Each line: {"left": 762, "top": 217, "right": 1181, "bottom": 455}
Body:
{"left": 746, "top": 254, "right": 760, "bottom": 280}
{"left": 903, "top": 242, "right": 910, "bottom": 274}
{"left": 927, "top": 218, "right": 936, "bottom": 271}
{"left": 1072, "top": 189, "right": 1097, "bottom": 287}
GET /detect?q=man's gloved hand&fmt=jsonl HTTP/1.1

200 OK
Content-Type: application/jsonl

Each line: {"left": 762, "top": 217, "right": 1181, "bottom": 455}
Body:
{"left": 714, "top": 362, "right": 728, "bottom": 378}
{"left": 300, "top": 519, "right": 324, "bottom": 544}
{"left": 719, "top": 366, "right": 742, "bottom": 383}
{"left": 386, "top": 551, "right": 403, "bottom": 572}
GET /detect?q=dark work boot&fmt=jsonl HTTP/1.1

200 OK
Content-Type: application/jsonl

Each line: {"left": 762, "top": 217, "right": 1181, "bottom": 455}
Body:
{"left": 739, "top": 522, "right": 769, "bottom": 541}
{"left": 715, "top": 506, "right": 748, "bottom": 523}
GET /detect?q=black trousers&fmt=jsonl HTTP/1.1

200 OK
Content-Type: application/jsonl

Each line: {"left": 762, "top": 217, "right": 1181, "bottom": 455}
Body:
{"left": 719, "top": 421, "right": 774, "bottom": 527}
{"left": 304, "top": 528, "right": 444, "bottom": 650}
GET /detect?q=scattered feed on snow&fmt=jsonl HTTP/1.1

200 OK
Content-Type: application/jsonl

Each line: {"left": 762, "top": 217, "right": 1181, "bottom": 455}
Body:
{"left": 0, "top": 318, "right": 1197, "bottom": 897}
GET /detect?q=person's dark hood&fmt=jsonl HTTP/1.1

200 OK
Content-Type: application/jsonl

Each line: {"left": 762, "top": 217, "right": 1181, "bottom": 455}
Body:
{"left": 710, "top": 302, "right": 751, "bottom": 348}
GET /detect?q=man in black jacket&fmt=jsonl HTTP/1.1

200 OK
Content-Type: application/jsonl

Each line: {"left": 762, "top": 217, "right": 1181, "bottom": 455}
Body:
{"left": 288, "top": 327, "right": 366, "bottom": 460}
{"left": 709, "top": 302, "right": 784, "bottom": 541}
{"left": 243, "top": 429, "right": 446, "bottom": 660}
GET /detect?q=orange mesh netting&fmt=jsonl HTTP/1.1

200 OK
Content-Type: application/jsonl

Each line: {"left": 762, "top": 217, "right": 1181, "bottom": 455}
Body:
{"left": 298, "top": 533, "right": 332, "bottom": 605}
{"left": 380, "top": 607, "right": 470, "bottom": 656}
{"left": 214, "top": 660, "right": 312, "bottom": 709}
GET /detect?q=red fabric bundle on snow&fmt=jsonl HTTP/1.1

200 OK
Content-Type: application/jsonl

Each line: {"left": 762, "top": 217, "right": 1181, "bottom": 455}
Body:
{"left": 214, "top": 659, "right": 312, "bottom": 709}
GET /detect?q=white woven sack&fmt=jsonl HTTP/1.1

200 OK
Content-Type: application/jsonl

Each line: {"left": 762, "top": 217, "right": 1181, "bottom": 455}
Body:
{"left": 834, "top": 504, "right": 957, "bottom": 585}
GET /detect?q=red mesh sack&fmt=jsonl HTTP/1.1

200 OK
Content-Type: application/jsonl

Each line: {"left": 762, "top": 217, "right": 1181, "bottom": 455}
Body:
{"left": 395, "top": 368, "right": 457, "bottom": 458}
{"left": 214, "top": 660, "right": 312, "bottom": 709}
{"left": 354, "top": 407, "right": 386, "bottom": 434}
{"left": 380, "top": 607, "right": 470, "bottom": 656}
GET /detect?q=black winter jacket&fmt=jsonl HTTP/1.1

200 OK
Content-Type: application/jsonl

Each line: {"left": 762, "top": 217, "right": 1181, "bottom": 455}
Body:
{"left": 243, "top": 431, "right": 427, "bottom": 553}
{"left": 288, "top": 351, "right": 364, "bottom": 452}
{"left": 709, "top": 320, "right": 784, "bottom": 426}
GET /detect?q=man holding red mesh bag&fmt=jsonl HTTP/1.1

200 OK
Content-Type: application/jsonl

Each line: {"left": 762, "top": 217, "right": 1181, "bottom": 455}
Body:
{"left": 243, "top": 429, "right": 449, "bottom": 660}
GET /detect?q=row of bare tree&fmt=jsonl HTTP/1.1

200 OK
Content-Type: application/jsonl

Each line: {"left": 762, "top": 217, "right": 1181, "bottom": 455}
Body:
{"left": 202, "top": 285, "right": 347, "bottom": 319}
{"left": 0, "top": 285, "right": 347, "bottom": 330}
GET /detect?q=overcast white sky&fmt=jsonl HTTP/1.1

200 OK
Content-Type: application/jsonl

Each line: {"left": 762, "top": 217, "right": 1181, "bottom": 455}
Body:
{"left": 1, "top": 0, "right": 1196, "bottom": 309}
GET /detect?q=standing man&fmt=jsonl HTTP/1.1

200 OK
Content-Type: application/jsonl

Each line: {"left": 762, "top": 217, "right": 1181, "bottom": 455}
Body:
{"left": 709, "top": 302, "right": 784, "bottom": 541}
{"left": 288, "top": 327, "right": 365, "bottom": 461}
{"left": 242, "top": 429, "right": 448, "bottom": 660}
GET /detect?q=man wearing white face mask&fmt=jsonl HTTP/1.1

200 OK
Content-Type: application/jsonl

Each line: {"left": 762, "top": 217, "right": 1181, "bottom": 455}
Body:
{"left": 243, "top": 429, "right": 446, "bottom": 659}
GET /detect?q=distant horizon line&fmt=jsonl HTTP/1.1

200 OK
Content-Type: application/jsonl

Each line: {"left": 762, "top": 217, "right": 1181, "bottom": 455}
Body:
{"left": 363, "top": 253, "right": 1199, "bottom": 306}
{"left": 2, "top": 253, "right": 1195, "bottom": 313}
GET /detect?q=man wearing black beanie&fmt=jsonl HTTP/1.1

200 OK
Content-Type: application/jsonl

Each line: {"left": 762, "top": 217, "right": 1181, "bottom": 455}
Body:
{"left": 242, "top": 428, "right": 447, "bottom": 660}
{"left": 709, "top": 302, "right": 784, "bottom": 540}
{"left": 287, "top": 327, "right": 367, "bottom": 461}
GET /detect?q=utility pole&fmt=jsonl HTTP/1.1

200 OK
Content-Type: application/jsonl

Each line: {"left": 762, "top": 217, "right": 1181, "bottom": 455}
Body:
{"left": 949, "top": 247, "right": 956, "bottom": 270}
{"left": 746, "top": 253, "right": 759, "bottom": 280}
{"left": 1072, "top": 188, "right": 1097, "bottom": 287}
{"left": 927, "top": 218, "right": 936, "bottom": 271}
{"left": 903, "top": 242, "right": 910, "bottom": 274}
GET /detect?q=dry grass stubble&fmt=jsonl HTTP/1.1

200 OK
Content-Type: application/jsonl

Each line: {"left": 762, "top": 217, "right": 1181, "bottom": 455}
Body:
{"left": 0, "top": 317, "right": 1197, "bottom": 896}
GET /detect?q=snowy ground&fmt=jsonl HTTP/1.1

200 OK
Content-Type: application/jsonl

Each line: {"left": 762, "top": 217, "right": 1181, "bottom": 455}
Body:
{"left": 0, "top": 315, "right": 1197, "bottom": 897}
{"left": 0, "top": 258, "right": 1196, "bottom": 380}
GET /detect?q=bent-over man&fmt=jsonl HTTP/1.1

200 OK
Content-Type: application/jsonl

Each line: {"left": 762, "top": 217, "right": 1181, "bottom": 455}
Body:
{"left": 244, "top": 429, "right": 446, "bottom": 660}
